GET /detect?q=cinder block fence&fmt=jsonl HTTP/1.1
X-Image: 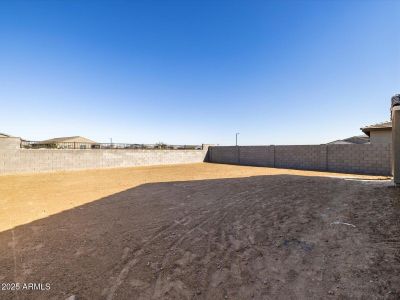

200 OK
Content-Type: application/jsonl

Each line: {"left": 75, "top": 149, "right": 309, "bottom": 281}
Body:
{"left": 208, "top": 144, "right": 391, "bottom": 175}
{"left": 0, "top": 135, "right": 392, "bottom": 176}
{"left": 0, "top": 137, "right": 211, "bottom": 175}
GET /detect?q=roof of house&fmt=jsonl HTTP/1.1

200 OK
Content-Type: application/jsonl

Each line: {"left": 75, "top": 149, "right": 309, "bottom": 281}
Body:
{"left": 0, "top": 132, "right": 12, "bottom": 137}
{"left": 40, "top": 136, "right": 98, "bottom": 144}
{"left": 361, "top": 121, "right": 391, "bottom": 136}
{"left": 328, "top": 135, "right": 370, "bottom": 145}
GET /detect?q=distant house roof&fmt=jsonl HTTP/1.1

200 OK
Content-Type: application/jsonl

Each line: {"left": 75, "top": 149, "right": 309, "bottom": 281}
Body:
{"left": 40, "top": 136, "right": 98, "bottom": 144}
{"left": 328, "top": 135, "right": 370, "bottom": 145}
{"left": 361, "top": 121, "right": 391, "bottom": 136}
{"left": 0, "top": 132, "right": 12, "bottom": 138}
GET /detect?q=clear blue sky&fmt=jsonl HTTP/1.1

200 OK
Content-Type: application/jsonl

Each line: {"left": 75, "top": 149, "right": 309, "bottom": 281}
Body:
{"left": 0, "top": 0, "right": 399, "bottom": 145}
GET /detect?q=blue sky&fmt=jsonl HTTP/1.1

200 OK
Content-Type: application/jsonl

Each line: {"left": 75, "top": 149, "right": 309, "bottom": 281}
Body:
{"left": 0, "top": 0, "right": 399, "bottom": 145}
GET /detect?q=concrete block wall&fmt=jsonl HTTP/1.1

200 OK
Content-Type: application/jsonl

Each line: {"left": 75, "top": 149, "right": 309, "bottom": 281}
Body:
{"left": 0, "top": 148, "right": 209, "bottom": 175}
{"left": 0, "top": 141, "right": 391, "bottom": 176}
{"left": 209, "top": 144, "right": 391, "bottom": 175}
{"left": 239, "top": 146, "right": 275, "bottom": 167}
{"left": 208, "top": 146, "right": 239, "bottom": 164}
{"left": 327, "top": 144, "right": 391, "bottom": 175}
{"left": 274, "top": 145, "right": 327, "bottom": 171}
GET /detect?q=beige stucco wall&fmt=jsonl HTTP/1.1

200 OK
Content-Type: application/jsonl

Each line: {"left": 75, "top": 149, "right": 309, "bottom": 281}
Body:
{"left": 370, "top": 130, "right": 391, "bottom": 144}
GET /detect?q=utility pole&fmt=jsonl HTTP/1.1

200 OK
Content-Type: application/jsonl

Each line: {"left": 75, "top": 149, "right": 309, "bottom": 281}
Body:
{"left": 236, "top": 132, "right": 240, "bottom": 146}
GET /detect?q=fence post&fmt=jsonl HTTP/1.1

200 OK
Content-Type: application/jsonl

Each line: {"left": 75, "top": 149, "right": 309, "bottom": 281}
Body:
{"left": 325, "top": 144, "right": 329, "bottom": 172}
{"left": 273, "top": 145, "right": 276, "bottom": 168}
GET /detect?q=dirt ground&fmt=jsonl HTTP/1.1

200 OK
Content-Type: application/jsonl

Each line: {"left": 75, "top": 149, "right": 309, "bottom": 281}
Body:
{"left": 0, "top": 163, "right": 399, "bottom": 299}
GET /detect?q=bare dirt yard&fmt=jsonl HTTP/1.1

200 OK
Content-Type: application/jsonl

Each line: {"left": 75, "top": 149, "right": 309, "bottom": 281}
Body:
{"left": 0, "top": 163, "right": 399, "bottom": 299}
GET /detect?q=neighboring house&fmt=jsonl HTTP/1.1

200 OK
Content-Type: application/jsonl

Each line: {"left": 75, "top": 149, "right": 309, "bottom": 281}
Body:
{"left": 328, "top": 135, "right": 370, "bottom": 145}
{"left": 328, "top": 121, "right": 392, "bottom": 145}
{"left": 39, "top": 136, "right": 98, "bottom": 149}
{"left": 361, "top": 121, "right": 391, "bottom": 144}
{"left": 0, "top": 132, "right": 12, "bottom": 138}
{"left": 0, "top": 132, "right": 22, "bottom": 149}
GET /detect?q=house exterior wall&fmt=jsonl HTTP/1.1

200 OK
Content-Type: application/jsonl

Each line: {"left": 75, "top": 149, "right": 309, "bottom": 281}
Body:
{"left": 370, "top": 130, "right": 391, "bottom": 144}
{"left": 209, "top": 144, "right": 391, "bottom": 175}
{"left": 0, "top": 137, "right": 21, "bottom": 149}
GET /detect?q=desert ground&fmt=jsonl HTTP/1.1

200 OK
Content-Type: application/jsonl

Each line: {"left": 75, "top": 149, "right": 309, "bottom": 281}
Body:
{"left": 0, "top": 163, "right": 399, "bottom": 299}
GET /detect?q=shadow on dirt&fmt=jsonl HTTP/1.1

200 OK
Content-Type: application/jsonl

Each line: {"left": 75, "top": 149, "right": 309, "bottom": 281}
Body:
{"left": 0, "top": 174, "right": 399, "bottom": 299}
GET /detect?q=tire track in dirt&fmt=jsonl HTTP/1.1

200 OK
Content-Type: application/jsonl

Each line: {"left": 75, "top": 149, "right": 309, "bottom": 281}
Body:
{"left": 107, "top": 183, "right": 262, "bottom": 300}
{"left": 201, "top": 188, "right": 269, "bottom": 297}
{"left": 106, "top": 182, "right": 248, "bottom": 300}
{"left": 151, "top": 188, "right": 267, "bottom": 299}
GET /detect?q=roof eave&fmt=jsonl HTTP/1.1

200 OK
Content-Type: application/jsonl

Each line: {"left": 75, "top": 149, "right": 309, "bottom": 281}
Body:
{"left": 361, "top": 127, "right": 391, "bottom": 136}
